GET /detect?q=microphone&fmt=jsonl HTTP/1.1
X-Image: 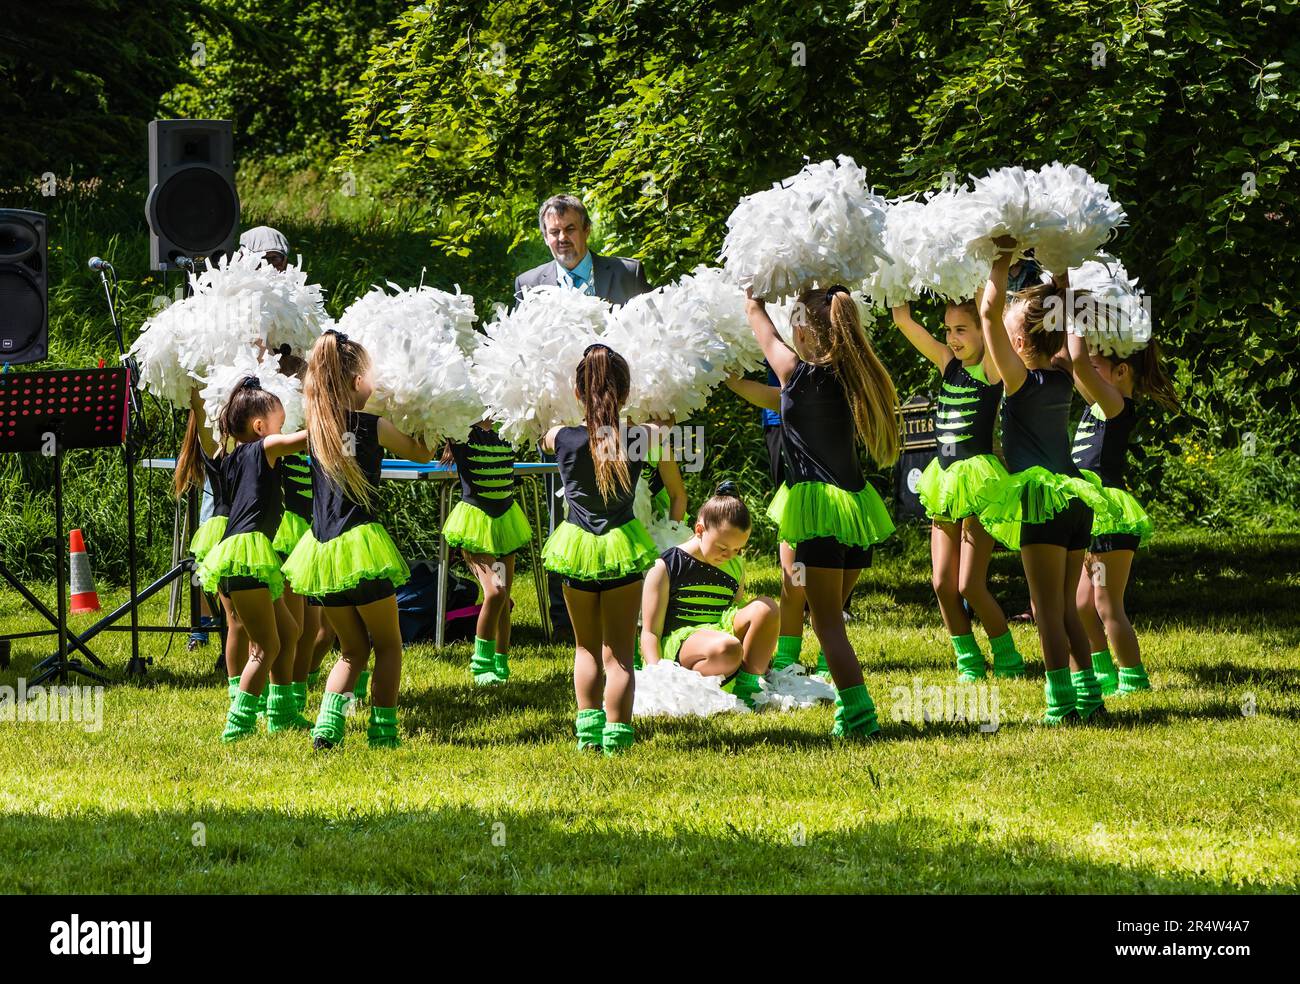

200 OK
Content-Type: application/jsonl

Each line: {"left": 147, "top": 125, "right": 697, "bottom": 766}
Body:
{"left": 88, "top": 256, "right": 112, "bottom": 271}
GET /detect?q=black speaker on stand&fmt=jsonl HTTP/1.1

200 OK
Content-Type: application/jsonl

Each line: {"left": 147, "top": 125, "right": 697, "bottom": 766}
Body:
{"left": 0, "top": 209, "right": 48, "bottom": 364}
{"left": 145, "top": 119, "right": 239, "bottom": 271}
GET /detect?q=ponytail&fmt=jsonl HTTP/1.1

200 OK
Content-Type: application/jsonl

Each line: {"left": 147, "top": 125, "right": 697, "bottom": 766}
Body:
{"left": 795, "top": 286, "right": 901, "bottom": 466}
{"left": 1113, "top": 338, "right": 1179, "bottom": 411}
{"left": 174, "top": 410, "right": 205, "bottom": 498}
{"left": 1009, "top": 276, "right": 1074, "bottom": 360}
{"left": 696, "top": 480, "right": 751, "bottom": 531}
{"left": 575, "top": 343, "right": 631, "bottom": 501}
{"left": 304, "top": 330, "right": 374, "bottom": 507}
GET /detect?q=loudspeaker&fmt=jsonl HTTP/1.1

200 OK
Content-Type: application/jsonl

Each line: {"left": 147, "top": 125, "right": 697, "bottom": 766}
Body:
{"left": 0, "top": 209, "right": 48, "bottom": 365}
{"left": 145, "top": 119, "right": 239, "bottom": 271}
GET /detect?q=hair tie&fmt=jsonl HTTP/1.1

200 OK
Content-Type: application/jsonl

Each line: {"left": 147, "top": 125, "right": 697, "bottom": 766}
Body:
{"left": 582, "top": 343, "right": 610, "bottom": 358}
{"left": 325, "top": 328, "right": 350, "bottom": 345}
{"left": 824, "top": 285, "right": 849, "bottom": 304}
{"left": 714, "top": 480, "right": 739, "bottom": 497}
{"left": 239, "top": 376, "right": 262, "bottom": 391}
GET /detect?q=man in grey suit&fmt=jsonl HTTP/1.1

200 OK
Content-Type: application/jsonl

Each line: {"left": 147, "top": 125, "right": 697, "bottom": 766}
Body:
{"left": 514, "top": 194, "right": 650, "bottom": 304}
{"left": 516, "top": 194, "right": 651, "bottom": 637}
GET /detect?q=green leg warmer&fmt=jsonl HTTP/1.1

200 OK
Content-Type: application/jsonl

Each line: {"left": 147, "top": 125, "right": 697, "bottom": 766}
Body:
{"left": 290, "top": 680, "right": 308, "bottom": 714}
{"left": 307, "top": 669, "right": 320, "bottom": 689}
{"left": 267, "top": 683, "right": 313, "bottom": 733}
{"left": 1117, "top": 664, "right": 1151, "bottom": 695}
{"left": 255, "top": 681, "right": 267, "bottom": 720}
{"left": 953, "top": 633, "right": 986, "bottom": 681}
{"left": 602, "top": 721, "right": 635, "bottom": 756}
{"left": 311, "top": 690, "right": 350, "bottom": 748}
{"left": 495, "top": 650, "right": 511, "bottom": 680}
{"left": 771, "top": 635, "right": 802, "bottom": 671}
{"left": 1071, "top": 667, "right": 1105, "bottom": 721}
{"left": 222, "top": 690, "right": 261, "bottom": 742}
{"left": 575, "top": 708, "right": 606, "bottom": 751}
{"left": 814, "top": 650, "right": 831, "bottom": 679}
{"left": 990, "top": 631, "right": 1026, "bottom": 678}
{"left": 471, "top": 636, "right": 504, "bottom": 685}
{"left": 1043, "top": 668, "right": 1077, "bottom": 725}
{"left": 227, "top": 675, "right": 241, "bottom": 703}
{"left": 353, "top": 670, "right": 370, "bottom": 704}
{"left": 831, "top": 684, "right": 880, "bottom": 738}
{"left": 726, "top": 670, "right": 764, "bottom": 708}
{"left": 367, "top": 706, "right": 400, "bottom": 748}
{"left": 1091, "top": 650, "right": 1119, "bottom": 696}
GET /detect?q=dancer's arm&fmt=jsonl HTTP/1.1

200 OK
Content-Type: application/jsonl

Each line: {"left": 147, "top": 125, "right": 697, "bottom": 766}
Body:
{"left": 724, "top": 374, "right": 780, "bottom": 411}
{"left": 377, "top": 417, "right": 434, "bottom": 463}
{"left": 1067, "top": 332, "right": 1126, "bottom": 419}
{"left": 979, "top": 236, "right": 1027, "bottom": 396}
{"left": 746, "top": 289, "right": 799, "bottom": 383}
{"left": 640, "top": 560, "right": 670, "bottom": 664}
{"left": 891, "top": 302, "right": 954, "bottom": 371}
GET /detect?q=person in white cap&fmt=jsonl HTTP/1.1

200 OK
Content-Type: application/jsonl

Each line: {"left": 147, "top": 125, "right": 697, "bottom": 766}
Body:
{"left": 238, "top": 226, "right": 290, "bottom": 272}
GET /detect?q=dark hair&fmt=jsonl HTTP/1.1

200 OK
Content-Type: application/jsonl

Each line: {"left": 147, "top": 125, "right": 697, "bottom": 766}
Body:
{"left": 538, "top": 194, "right": 591, "bottom": 234}
{"left": 1098, "top": 338, "right": 1179, "bottom": 411}
{"left": 216, "top": 377, "right": 284, "bottom": 452}
{"left": 697, "top": 480, "right": 751, "bottom": 531}
{"left": 945, "top": 298, "right": 979, "bottom": 323}
{"left": 575, "top": 344, "right": 631, "bottom": 500}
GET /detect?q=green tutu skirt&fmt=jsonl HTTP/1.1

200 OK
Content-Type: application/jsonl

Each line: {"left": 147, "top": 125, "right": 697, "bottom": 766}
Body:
{"left": 662, "top": 606, "right": 739, "bottom": 664}
{"left": 189, "top": 515, "right": 228, "bottom": 564}
{"left": 916, "top": 454, "right": 1007, "bottom": 523}
{"left": 1081, "top": 470, "right": 1153, "bottom": 545}
{"left": 280, "top": 522, "right": 410, "bottom": 597}
{"left": 766, "top": 481, "right": 895, "bottom": 548}
{"left": 199, "top": 530, "right": 285, "bottom": 601}
{"left": 978, "top": 467, "right": 1115, "bottom": 551}
{"left": 443, "top": 500, "right": 532, "bottom": 556}
{"left": 652, "top": 487, "right": 671, "bottom": 519}
{"left": 272, "top": 510, "right": 310, "bottom": 558}
{"left": 542, "top": 519, "right": 657, "bottom": 581}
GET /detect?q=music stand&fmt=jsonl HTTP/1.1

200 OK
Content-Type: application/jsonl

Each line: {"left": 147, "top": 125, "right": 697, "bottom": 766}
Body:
{"left": 0, "top": 367, "right": 128, "bottom": 685}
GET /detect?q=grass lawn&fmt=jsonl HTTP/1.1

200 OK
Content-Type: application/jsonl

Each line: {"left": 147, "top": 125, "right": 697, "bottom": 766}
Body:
{"left": 1, "top": 526, "right": 1297, "bottom": 893}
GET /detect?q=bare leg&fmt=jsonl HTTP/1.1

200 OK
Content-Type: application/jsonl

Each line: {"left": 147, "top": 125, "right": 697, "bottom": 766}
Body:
{"left": 322, "top": 605, "right": 369, "bottom": 697}
{"left": 931, "top": 521, "right": 970, "bottom": 635}
{"left": 778, "top": 541, "right": 805, "bottom": 638}
{"left": 1020, "top": 545, "right": 1069, "bottom": 671}
{"left": 598, "top": 580, "right": 642, "bottom": 724}
{"left": 565, "top": 586, "right": 604, "bottom": 711}
{"left": 294, "top": 601, "right": 321, "bottom": 683}
{"left": 1090, "top": 549, "right": 1138, "bottom": 667}
{"left": 356, "top": 594, "right": 403, "bottom": 708}
{"left": 804, "top": 566, "right": 863, "bottom": 689}
{"left": 958, "top": 517, "right": 1009, "bottom": 637}
{"left": 230, "top": 588, "right": 295, "bottom": 693}
{"left": 733, "top": 596, "right": 779, "bottom": 674}
{"left": 677, "top": 629, "right": 743, "bottom": 677}
{"left": 1075, "top": 556, "right": 1107, "bottom": 653}
{"left": 220, "top": 593, "right": 249, "bottom": 678}
{"left": 464, "top": 549, "right": 512, "bottom": 646}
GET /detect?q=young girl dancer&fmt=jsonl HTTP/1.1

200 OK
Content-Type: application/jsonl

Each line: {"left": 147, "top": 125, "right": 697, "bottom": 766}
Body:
{"left": 892, "top": 300, "right": 1024, "bottom": 680}
{"left": 641, "top": 482, "right": 778, "bottom": 707}
{"left": 540, "top": 344, "right": 663, "bottom": 755}
{"left": 1068, "top": 332, "right": 1178, "bottom": 696}
{"left": 176, "top": 392, "right": 251, "bottom": 706}
{"left": 441, "top": 419, "right": 532, "bottom": 685}
{"left": 977, "top": 239, "right": 1113, "bottom": 724}
{"left": 282, "top": 330, "right": 433, "bottom": 749}
{"left": 746, "top": 286, "right": 899, "bottom": 738}
{"left": 195, "top": 378, "right": 309, "bottom": 740}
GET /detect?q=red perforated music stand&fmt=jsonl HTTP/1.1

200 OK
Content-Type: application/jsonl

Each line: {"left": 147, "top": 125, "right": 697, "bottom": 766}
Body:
{"left": 0, "top": 368, "right": 128, "bottom": 684}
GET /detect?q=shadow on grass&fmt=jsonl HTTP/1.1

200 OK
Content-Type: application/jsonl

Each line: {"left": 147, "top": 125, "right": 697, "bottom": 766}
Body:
{"left": 0, "top": 805, "right": 1284, "bottom": 894}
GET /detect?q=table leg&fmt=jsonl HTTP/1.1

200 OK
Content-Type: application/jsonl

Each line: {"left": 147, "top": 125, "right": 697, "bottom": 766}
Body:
{"left": 435, "top": 482, "right": 450, "bottom": 649}
{"left": 527, "top": 475, "right": 552, "bottom": 644}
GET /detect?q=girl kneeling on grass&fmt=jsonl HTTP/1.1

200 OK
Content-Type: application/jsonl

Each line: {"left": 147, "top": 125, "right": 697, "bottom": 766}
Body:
{"left": 640, "top": 482, "right": 778, "bottom": 707}
{"left": 281, "top": 330, "right": 433, "bottom": 750}
{"left": 194, "top": 378, "right": 309, "bottom": 740}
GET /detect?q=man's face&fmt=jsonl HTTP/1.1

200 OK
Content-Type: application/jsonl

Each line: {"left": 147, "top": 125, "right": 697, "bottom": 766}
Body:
{"left": 542, "top": 208, "right": 589, "bottom": 269}
{"left": 262, "top": 250, "right": 287, "bottom": 273}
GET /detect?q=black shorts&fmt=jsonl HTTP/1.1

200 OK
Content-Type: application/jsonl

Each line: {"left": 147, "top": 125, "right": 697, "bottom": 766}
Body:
{"left": 1090, "top": 532, "right": 1140, "bottom": 554}
{"left": 219, "top": 575, "right": 269, "bottom": 596}
{"left": 1020, "top": 498, "right": 1093, "bottom": 551}
{"left": 764, "top": 424, "right": 786, "bottom": 489}
{"left": 306, "top": 577, "right": 396, "bottom": 608}
{"left": 793, "top": 536, "right": 873, "bottom": 570}
{"left": 562, "top": 571, "right": 643, "bottom": 593}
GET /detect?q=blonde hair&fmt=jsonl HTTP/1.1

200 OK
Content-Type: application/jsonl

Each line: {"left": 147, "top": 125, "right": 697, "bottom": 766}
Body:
{"left": 305, "top": 330, "right": 374, "bottom": 507}
{"left": 794, "top": 287, "right": 901, "bottom": 466}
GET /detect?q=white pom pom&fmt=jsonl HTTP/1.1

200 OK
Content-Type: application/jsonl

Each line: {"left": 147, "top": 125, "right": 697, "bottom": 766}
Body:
{"left": 197, "top": 348, "right": 262, "bottom": 443}
{"left": 633, "top": 660, "right": 749, "bottom": 717}
{"left": 963, "top": 162, "right": 1126, "bottom": 275}
{"left": 751, "top": 664, "right": 838, "bottom": 711}
{"left": 337, "top": 282, "right": 484, "bottom": 447}
{"left": 1067, "top": 254, "right": 1153, "bottom": 358}
{"left": 909, "top": 187, "right": 1001, "bottom": 303}
{"left": 861, "top": 198, "right": 927, "bottom": 308}
{"left": 718, "top": 155, "right": 891, "bottom": 302}
{"left": 673, "top": 265, "right": 768, "bottom": 376}
{"left": 255, "top": 349, "right": 305, "bottom": 434}
{"left": 129, "top": 251, "right": 329, "bottom": 407}
{"left": 470, "top": 285, "right": 609, "bottom": 445}
{"left": 601, "top": 283, "right": 730, "bottom": 423}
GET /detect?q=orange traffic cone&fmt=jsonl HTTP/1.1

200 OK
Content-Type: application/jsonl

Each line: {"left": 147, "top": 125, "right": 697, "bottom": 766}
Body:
{"left": 69, "top": 529, "right": 101, "bottom": 614}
